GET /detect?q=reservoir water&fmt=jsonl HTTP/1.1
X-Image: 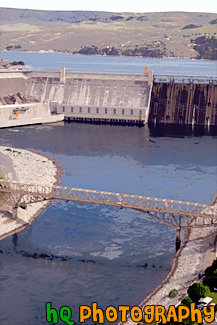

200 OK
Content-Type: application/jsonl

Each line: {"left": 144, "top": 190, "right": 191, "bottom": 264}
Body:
{"left": 0, "top": 54, "right": 217, "bottom": 324}
{"left": 1, "top": 51, "right": 217, "bottom": 75}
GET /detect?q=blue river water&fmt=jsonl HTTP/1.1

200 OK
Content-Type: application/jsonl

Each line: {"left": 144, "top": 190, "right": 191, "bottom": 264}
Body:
{"left": 0, "top": 54, "right": 217, "bottom": 324}
{"left": 0, "top": 51, "right": 217, "bottom": 75}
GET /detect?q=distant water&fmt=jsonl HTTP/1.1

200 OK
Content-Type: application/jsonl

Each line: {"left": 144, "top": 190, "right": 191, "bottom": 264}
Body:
{"left": 0, "top": 51, "right": 217, "bottom": 75}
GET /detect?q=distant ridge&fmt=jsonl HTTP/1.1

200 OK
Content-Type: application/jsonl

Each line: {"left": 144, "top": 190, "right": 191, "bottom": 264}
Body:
{"left": 0, "top": 7, "right": 216, "bottom": 59}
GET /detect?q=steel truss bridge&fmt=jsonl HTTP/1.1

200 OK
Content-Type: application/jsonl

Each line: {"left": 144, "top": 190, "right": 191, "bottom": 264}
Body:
{"left": 0, "top": 181, "right": 216, "bottom": 249}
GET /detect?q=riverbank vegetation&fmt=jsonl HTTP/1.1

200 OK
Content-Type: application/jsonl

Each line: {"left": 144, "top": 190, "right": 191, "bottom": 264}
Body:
{"left": 10, "top": 60, "right": 25, "bottom": 66}
{"left": 162, "top": 258, "right": 217, "bottom": 324}
{"left": 72, "top": 42, "right": 175, "bottom": 58}
{"left": 137, "top": 258, "right": 217, "bottom": 325}
{"left": 192, "top": 36, "right": 217, "bottom": 60}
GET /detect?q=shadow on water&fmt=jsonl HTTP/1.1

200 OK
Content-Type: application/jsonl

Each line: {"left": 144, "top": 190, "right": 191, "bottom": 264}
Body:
{"left": 148, "top": 123, "right": 217, "bottom": 138}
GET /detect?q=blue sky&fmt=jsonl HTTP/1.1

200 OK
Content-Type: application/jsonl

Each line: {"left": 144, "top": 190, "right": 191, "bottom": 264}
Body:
{"left": 1, "top": 0, "right": 217, "bottom": 13}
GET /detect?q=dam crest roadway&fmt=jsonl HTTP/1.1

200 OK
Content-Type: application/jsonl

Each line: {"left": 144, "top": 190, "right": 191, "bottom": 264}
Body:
{"left": 1, "top": 181, "right": 217, "bottom": 251}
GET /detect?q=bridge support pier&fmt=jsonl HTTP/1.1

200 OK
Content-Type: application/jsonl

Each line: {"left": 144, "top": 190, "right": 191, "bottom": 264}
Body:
{"left": 12, "top": 205, "right": 18, "bottom": 219}
{"left": 176, "top": 228, "right": 181, "bottom": 252}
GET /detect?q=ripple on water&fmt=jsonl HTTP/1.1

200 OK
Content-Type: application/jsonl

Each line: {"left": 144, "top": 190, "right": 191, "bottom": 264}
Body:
{"left": 0, "top": 124, "right": 216, "bottom": 324}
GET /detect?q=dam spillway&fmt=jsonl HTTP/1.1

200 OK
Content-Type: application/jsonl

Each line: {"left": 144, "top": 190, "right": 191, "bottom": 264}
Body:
{"left": 0, "top": 68, "right": 216, "bottom": 127}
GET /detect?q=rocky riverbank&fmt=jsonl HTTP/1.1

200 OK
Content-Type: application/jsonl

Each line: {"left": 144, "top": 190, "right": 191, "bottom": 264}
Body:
{"left": 0, "top": 146, "right": 62, "bottom": 240}
{"left": 124, "top": 222, "right": 217, "bottom": 324}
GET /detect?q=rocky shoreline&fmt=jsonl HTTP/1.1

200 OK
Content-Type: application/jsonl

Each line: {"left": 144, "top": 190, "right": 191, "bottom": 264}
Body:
{"left": 124, "top": 219, "right": 217, "bottom": 324}
{"left": 1, "top": 49, "right": 214, "bottom": 61}
{"left": 0, "top": 146, "right": 62, "bottom": 240}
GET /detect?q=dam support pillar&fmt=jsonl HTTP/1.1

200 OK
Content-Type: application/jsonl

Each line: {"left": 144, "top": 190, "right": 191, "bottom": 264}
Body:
{"left": 176, "top": 227, "right": 181, "bottom": 252}
{"left": 60, "top": 67, "right": 66, "bottom": 84}
{"left": 12, "top": 205, "right": 18, "bottom": 219}
{"left": 146, "top": 68, "right": 154, "bottom": 124}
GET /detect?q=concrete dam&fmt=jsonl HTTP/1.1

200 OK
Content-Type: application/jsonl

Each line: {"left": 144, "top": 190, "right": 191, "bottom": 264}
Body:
{"left": 0, "top": 68, "right": 216, "bottom": 127}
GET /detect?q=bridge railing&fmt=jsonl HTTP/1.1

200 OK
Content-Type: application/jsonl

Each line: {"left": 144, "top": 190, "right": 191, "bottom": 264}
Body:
{"left": 0, "top": 181, "right": 216, "bottom": 219}
{"left": 53, "top": 186, "right": 216, "bottom": 216}
{"left": 153, "top": 74, "right": 217, "bottom": 85}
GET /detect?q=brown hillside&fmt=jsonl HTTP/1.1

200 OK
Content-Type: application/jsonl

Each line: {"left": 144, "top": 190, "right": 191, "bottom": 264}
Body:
{"left": 0, "top": 8, "right": 216, "bottom": 59}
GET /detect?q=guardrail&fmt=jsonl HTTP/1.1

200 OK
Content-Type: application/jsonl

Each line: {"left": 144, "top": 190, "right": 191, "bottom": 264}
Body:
{"left": 1, "top": 181, "right": 216, "bottom": 221}
{"left": 153, "top": 74, "right": 217, "bottom": 85}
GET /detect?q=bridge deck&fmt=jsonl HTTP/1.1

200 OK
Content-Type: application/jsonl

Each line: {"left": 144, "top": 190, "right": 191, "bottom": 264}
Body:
{"left": 1, "top": 181, "right": 217, "bottom": 229}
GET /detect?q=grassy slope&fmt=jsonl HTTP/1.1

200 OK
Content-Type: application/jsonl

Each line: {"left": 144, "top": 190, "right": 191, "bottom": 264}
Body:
{"left": 0, "top": 8, "right": 216, "bottom": 58}
{"left": 208, "top": 292, "right": 217, "bottom": 304}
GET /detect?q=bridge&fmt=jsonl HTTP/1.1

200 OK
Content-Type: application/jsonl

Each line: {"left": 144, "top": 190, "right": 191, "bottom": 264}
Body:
{"left": 0, "top": 180, "right": 216, "bottom": 250}
{"left": 153, "top": 74, "right": 217, "bottom": 85}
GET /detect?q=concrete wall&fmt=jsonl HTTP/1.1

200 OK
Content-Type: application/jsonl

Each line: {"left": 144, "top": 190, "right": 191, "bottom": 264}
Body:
{"left": 0, "top": 77, "right": 26, "bottom": 98}
{"left": 0, "top": 103, "right": 64, "bottom": 128}
{"left": 57, "top": 104, "right": 146, "bottom": 123}
{"left": 149, "top": 82, "right": 217, "bottom": 126}
{"left": 24, "top": 70, "right": 153, "bottom": 123}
